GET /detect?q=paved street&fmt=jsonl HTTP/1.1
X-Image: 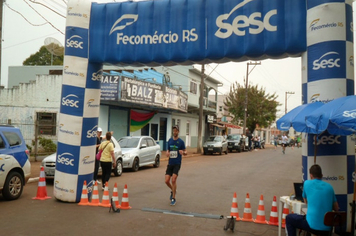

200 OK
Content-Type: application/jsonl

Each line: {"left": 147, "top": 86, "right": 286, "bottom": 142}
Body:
{"left": 0, "top": 145, "right": 302, "bottom": 236}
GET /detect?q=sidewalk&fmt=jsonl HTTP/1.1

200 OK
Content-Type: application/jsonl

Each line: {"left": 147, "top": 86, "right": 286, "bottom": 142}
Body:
{"left": 28, "top": 146, "right": 201, "bottom": 182}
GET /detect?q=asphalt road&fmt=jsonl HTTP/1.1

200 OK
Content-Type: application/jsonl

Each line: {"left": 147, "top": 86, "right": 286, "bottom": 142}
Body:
{"left": 0, "top": 145, "right": 301, "bottom": 236}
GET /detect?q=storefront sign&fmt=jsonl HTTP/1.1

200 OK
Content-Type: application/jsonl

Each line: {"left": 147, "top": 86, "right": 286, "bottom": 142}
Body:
{"left": 100, "top": 75, "right": 119, "bottom": 101}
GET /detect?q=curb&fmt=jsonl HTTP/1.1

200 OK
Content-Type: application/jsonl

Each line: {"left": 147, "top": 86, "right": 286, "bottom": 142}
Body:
{"left": 28, "top": 177, "right": 39, "bottom": 184}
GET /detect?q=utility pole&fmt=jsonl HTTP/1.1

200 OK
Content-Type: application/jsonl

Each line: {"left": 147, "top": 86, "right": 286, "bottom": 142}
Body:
{"left": 197, "top": 64, "right": 204, "bottom": 154}
{"left": 243, "top": 61, "right": 261, "bottom": 135}
{"left": 285, "top": 91, "right": 295, "bottom": 114}
{"left": 0, "top": 0, "right": 3, "bottom": 85}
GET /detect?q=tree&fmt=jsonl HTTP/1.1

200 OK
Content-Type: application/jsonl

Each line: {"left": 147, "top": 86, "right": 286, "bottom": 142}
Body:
{"left": 23, "top": 45, "right": 64, "bottom": 66}
{"left": 224, "top": 82, "right": 280, "bottom": 133}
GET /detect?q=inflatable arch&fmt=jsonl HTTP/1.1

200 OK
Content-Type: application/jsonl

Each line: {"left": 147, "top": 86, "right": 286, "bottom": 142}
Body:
{"left": 57, "top": 0, "right": 353, "bottom": 229}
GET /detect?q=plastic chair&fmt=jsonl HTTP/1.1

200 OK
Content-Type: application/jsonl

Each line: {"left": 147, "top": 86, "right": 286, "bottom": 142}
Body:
{"left": 323, "top": 211, "right": 346, "bottom": 236}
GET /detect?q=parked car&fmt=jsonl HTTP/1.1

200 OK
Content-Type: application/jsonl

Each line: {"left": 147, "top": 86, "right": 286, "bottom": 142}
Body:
{"left": 227, "top": 134, "right": 243, "bottom": 153}
{"left": 41, "top": 136, "right": 123, "bottom": 179}
{"left": 118, "top": 136, "right": 161, "bottom": 172}
{"left": 0, "top": 125, "right": 31, "bottom": 200}
{"left": 203, "top": 135, "right": 228, "bottom": 155}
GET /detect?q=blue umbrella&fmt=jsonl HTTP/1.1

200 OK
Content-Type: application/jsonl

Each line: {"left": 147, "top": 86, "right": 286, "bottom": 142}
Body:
{"left": 276, "top": 102, "right": 324, "bottom": 132}
{"left": 305, "top": 95, "right": 356, "bottom": 135}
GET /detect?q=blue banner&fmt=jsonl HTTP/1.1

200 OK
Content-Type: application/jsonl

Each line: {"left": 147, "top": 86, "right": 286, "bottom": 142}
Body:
{"left": 88, "top": 0, "right": 306, "bottom": 65}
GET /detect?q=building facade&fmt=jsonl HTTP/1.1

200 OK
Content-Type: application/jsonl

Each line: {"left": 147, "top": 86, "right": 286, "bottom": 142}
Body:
{"left": 1, "top": 65, "right": 222, "bottom": 151}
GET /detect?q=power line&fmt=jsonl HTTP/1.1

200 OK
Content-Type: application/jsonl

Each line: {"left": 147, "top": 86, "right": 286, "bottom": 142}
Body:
{"left": 23, "top": 0, "right": 64, "bottom": 34}
{"left": 4, "top": 2, "right": 48, "bottom": 26}
{"left": 28, "top": 0, "right": 66, "bottom": 18}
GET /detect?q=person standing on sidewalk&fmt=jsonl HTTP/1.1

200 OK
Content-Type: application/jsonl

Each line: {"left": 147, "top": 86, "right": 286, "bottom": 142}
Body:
{"left": 281, "top": 132, "right": 288, "bottom": 154}
{"left": 274, "top": 135, "right": 278, "bottom": 151}
{"left": 94, "top": 127, "right": 102, "bottom": 184}
{"left": 98, "top": 132, "right": 116, "bottom": 190}
{"left": 165, "top": 125, "right": 187, "bottom": 206}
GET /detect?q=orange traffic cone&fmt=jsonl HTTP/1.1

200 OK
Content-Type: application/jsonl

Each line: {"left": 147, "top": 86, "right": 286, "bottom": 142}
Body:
{"left": 230, "top": 192, "right": 241, "bottom": 221}
{"left": 33, "top": 166, "right": 51, "bottom": 200}
{"left": 282, "top": 202, "right": 289, "bottom": 228}
{"left": 78, "top": 180, "right": 90, "bottom": 206}
{"left": 112, "top": 183, "right": 121, "bottom": 209}
{"left": 89, "top": 181, "right": 100, "bottom": 206}
{"left": 241, "top": 193, "right": 254, "bottom": 222}
{"left": 255, "top": 195, "right": 268, "bottom": 224}
{"left": 268, "top": 196, "right": 279, "bottom": 226}
{"left": 120, "top": 184, "right": 131, "bottom": 210}
{"left": 99, "top": 182, "right": 111, "bottom": 207}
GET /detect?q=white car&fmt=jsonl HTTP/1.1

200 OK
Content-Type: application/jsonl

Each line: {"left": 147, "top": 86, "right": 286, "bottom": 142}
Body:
{"left": 41, "top": 136, "right": 123, "bottom": 179}
{"left": 118, "top": 136, "right": 161, "bottom": 172}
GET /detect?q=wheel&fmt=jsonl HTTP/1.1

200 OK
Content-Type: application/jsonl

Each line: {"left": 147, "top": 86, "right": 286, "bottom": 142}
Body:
{"left": 228, "top": 149, "right": 232, "bottom": 153}
{"left": 203, "top": 150, "right": 207, "bottom": 155}
{"left": 113, "top": 159, "right": 123, "bottom": 176}
{"left": 219, "top": 147, "right": 222, "bottom": 155}
{"left": 132, "top": 157, "right": 139, "bottom": 172}
{"left": 2, "top": 171, "right": 24, "bottom": 200}
{"left": 153, "top": 155, "right": 160, "bottom": 168}
{"left": 237, "top": 148, "right": 241, "bottom": 153}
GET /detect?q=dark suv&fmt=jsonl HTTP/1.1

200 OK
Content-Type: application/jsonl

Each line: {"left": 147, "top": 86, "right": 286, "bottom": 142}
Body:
{"left": 227, "top": 134, "right": 243, "bottom": 153}
{"left": 0, "top": 125, "right": 31, "bottom": 200}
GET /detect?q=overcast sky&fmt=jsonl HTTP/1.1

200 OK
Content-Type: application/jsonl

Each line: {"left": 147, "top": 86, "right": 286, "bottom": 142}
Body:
{"left": 1, "top": 0, "right": 354, "bottom": 119}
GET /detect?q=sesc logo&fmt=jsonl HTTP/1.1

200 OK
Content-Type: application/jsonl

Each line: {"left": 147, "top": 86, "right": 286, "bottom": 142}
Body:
{"left": 313, "top": 135, "right": 341, "bottom": 145}
{"left": 92, "top": 69, "right": 103, "bottom": 81}
{"left": 310, "top": 94, "right": 320, "bottom": 103}
{"left": 62, "top": 94, "right": 80, "bottom": 108}
{"left": 313, "top": 52, "right": 340, "bottom": 70}
{"left": 343, "top": 109, "right": 356, "bottom": 118}
{"left": 215, "top": 0, "right": 277, "bottom": 39}
{"left": 279, "top": 122, "right": 290, "bottom": 129}
{"left": 86, "top": 125, "right": 98, "bottom": 138}
{"left": 57, "top": 152, "right": 75, "bottom": 166}
{"left": 66, "top": 35, "right": 84, "bottom": 49}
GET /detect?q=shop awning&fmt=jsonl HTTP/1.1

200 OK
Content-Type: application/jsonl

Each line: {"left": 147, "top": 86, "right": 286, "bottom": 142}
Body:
{"left": 218, "top": 122, "right": 241, "bottom": 129}
{"left": 210, "top": 123, "right": 224, "bottom": 128}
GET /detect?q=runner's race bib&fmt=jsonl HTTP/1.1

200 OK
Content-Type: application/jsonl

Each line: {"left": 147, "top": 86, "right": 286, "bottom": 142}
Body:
{"left": 170, "top": 151, "right": 178, "bottom": 158}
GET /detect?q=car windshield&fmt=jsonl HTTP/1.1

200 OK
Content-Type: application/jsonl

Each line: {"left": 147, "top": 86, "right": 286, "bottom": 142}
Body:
{"left": 118, "top": 138, "right": 140, "bottom": 148}
{"left": 227, "top": 135, "right": 241, "bottom": 141}
{"left": 207, "top": 136, "right": 222, "bottom": 142}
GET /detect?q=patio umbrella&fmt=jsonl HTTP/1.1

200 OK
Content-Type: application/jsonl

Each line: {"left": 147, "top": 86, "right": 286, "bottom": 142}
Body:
{"left": 276, "top": 102, "right": 324, "bottom": 133}
{"left": 305, "top": 95, "right": 356, "bottom": 136}
{"left": 305, "top": 95, "right": 356, "bottom": 235}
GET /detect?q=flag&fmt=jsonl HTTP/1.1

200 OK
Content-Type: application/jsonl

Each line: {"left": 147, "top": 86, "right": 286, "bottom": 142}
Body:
{"left": 130, "top": 110, "right": 155, "bottom": 132}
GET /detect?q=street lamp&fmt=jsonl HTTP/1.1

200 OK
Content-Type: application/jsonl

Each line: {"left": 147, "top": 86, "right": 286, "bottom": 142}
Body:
{"left": 285, "top": 91, "right": 295, "bottom": 114}
{"left": 243, "top": 61, "right": 261, "bottom": 135}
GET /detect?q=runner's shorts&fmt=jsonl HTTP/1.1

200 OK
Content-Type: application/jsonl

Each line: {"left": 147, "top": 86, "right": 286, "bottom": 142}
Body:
{"left": 166, "top": 164, "right": 181, "bottom": 176}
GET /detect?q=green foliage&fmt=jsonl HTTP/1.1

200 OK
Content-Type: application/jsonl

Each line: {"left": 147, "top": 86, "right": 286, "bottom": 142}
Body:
{"left": 32, "top": 137, "right": 57, "bottom": 153}
{"left": 23, "top": 45, "right": 64, "bottom": 65}
{"left": 224, "top": 82, "right": 280, "bottom": 133}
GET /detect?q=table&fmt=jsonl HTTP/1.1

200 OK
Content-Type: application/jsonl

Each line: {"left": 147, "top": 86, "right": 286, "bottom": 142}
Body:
{"left": 278, "top": 196, "right": 307, "bottom": 236}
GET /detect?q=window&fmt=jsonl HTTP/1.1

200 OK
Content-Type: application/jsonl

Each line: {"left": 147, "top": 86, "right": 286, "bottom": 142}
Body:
{"left": 219, "top": 106, "right": 223, "bottom": 112}
{"left": 147, "top": 138, "right": 156, "bottom": 146}
{"left": 150, "top": 124, "right": 158, "bottom": 140}
{"left": 37, "top": 112, "right": 56, "bottom": 135}
{"left": 0, "top": 135, "right": 4, "bottom": 149}
{"left": 141, "top": 124, "right": 149, "bottom": 136}
{"left": 186, "top": 122, "right": 190, "bottom": 135}
{"left": 172, "top": 119, "right": 176, "bottom": 126}
{"left": 177, "top": 119, "right": 180, "bottom": 127}
{"left": 3, "top": 132, "right": 22, "bottom": 146}
{"left": 190, "top": 81, "right": 197, "bottom": 94}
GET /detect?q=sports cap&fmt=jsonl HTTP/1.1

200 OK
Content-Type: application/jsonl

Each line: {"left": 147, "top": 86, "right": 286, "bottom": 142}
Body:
{"left": 97, "top": 127, "right": 103, "bottom": 132}
{"left": 172, "top": 125, "right": 179, "bottom": 131}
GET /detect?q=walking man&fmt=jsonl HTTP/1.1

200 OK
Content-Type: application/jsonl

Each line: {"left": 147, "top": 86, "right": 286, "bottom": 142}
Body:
{"left": 165, "top": 125, "right": 187, "bottom": 206}
{"left": 281, "top": 132, "right": 288, "bottom": 154}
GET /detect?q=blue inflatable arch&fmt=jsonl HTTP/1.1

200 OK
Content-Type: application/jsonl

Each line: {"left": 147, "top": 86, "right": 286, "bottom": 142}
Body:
{"left": 57, "top": 0, "right": 354, "bottom": 230}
